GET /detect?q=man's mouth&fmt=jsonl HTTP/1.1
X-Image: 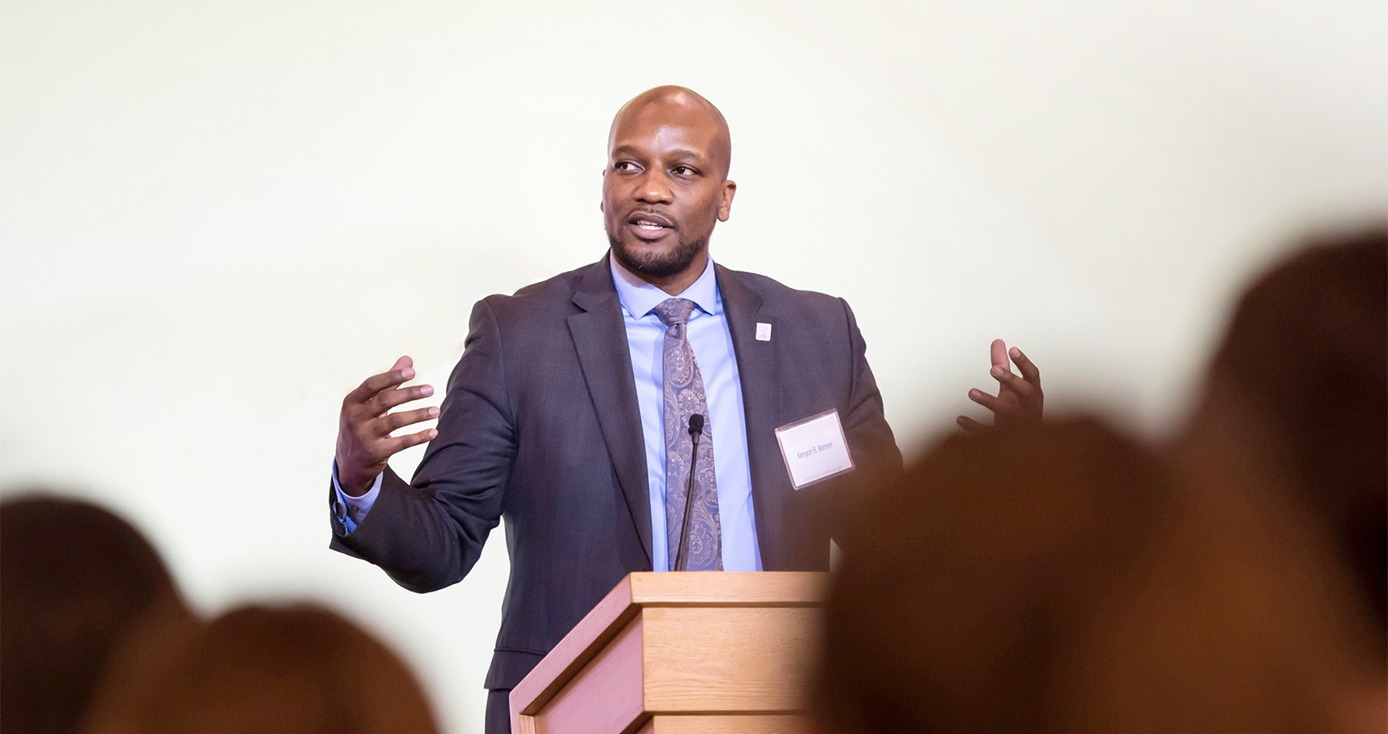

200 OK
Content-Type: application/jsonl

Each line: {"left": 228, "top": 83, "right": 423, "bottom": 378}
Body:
{"left": 627, "top": 212, "right": 675, "bottom": 239}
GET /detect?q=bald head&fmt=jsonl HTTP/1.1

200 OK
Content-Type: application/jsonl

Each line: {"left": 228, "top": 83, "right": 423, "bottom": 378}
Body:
{"left": 609, "top": 86, "right": 732, "bottom": 179}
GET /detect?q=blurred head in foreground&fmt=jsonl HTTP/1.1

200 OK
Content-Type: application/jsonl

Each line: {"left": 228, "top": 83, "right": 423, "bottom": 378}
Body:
{"left": 1175, "top": 225, "right": 1387, "bottom": 641}
{"left": 1, "top": 494, "right": 190, "bottom": 734}
{"left": 82, "top": 603, "right": 441, "bottom": 734}
{"left": 816, "top": 419, "right": 1382, "bottom": 734}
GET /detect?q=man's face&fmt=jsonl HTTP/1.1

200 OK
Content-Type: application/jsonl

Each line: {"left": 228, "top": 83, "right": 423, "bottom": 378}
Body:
{"left": 602, "top": 102, "right": 735, "bottom": 280}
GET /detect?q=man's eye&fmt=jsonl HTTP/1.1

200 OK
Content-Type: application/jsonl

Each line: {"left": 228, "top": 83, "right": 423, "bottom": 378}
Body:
{"left": 614, "top": 161, "right": 638, "bottom": 172}
{"left": 672, "top": 166, "right": 697, "bottom": 176}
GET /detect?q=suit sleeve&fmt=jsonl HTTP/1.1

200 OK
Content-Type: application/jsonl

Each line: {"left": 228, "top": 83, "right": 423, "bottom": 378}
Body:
{"left": 840, "top": 298, "right": 902, "bottom": 473}
{"left": 328, "top": 298, "right": 516, "bottom": 593}
{"left": 833, "top": 298, "right": 903, "bottom": 541}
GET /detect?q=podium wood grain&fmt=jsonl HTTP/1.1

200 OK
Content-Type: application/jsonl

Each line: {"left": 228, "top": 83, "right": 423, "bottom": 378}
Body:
{"left": 511, "top": 572, "right": 827, "bottom": 734}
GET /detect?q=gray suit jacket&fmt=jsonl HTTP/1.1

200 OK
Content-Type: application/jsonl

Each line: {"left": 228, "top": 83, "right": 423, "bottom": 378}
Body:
{"left": 329, "top": 254, "right": 901, "bottom": 694}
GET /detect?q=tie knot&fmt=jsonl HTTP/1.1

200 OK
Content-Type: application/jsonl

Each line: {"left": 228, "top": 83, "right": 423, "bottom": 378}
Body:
{"left": 653, "top": 298, "right": 697, "bottom": 328}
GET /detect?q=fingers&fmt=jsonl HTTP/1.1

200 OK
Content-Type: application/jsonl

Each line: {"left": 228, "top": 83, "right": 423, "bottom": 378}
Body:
{"left": 990, "top": 365, "right": 1030, "bottom": 394}
{"left": 967, "top": 342, "right": 1044, "bottom": 428}
{"left": 968, "top": 387, "right": 999, "bottom": 412}
{"left": 347, "top": 357, "right": 417, "bottom": 404}
{"left": 989, "top": 338, "right": 1008, "bottom": 370}
{"left": 378, "top": 427, "right": 439, "bottom": 457}
{"left": 377, "top": 383, "right": 435, "bottom": 412}
{"left": 1009, "top": 346, "right": 1041, "bottom": 384}
{"left": 354, "top": 425, "right": 439, "bottom": 470}
{"left": 956, "top": 415, "right": 989, "bottom": 433}
{"left": 345, "top": 358, "right": 440, "bottom": 420}
{"left": 376, "top": 406, "right": 440, "bottom": 434}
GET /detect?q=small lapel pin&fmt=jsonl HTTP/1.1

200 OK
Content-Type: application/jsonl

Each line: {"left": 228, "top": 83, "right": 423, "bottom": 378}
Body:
{"left": 755, "top": 322, "right": 772, "bottom": 341}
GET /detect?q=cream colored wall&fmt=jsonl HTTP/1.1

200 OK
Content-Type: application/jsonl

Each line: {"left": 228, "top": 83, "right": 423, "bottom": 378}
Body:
{"left": 2, "top": 1, "right": 1384, "bottom": 731}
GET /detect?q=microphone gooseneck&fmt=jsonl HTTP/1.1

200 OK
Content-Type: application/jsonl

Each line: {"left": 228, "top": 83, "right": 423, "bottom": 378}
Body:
{"left": 673, "top": 414, "right": 705, "bottom": 572}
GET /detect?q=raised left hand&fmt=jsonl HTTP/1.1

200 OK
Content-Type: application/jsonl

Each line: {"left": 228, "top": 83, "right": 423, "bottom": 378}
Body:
{"left": 956, "top": 338, "right": 1043, "bottom": 432}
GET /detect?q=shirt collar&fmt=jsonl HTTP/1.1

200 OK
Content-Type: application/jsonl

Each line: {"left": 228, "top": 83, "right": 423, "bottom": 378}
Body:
{"left": 609, "top": 252, "right": 721, "bottom": 320}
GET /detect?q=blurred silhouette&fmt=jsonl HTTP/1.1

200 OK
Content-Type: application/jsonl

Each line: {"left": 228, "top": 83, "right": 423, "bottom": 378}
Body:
{"left": 1172, "top": 226, "right": 1387, "bottom": 644}
{"left": 1, "top": 494, "right": 192, "bottom": 734}
{"left": 815, "top": 419, "right": 1383, "bottom": 734}
{"left": 81, "top": 603, "right": 442, "bottom": 734}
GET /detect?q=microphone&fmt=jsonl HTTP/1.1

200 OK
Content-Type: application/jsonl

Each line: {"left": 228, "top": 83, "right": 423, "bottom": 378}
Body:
{"left": 673, "top": 414, "right": 705, "bottom": 572}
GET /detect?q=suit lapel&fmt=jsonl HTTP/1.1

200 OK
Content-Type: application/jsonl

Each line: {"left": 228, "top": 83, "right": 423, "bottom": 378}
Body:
{"left": 568, "top": 257, "right": 654, "bottom": 566}
{"left": 715, "top": 264, "right": 789, "bottom": 571}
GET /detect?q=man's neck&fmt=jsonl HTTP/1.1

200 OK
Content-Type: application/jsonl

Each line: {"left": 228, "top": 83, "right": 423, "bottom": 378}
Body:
{"left": 611, "top": 251, "right": 710, "bottom": 296}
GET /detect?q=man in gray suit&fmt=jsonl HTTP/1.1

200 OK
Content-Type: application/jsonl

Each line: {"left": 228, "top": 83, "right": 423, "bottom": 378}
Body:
{"left": 328, "top": 86, "right": 1043, "bottom": 733}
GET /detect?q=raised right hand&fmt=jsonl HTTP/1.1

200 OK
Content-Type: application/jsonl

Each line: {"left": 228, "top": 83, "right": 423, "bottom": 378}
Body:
{"left": 335, "top": 356, "right": 439, "bottom": 495}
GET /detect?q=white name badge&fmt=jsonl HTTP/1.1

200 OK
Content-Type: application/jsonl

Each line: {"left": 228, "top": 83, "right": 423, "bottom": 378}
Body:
{"left": 774, "top": 409, "right": 854, "bottom": 490}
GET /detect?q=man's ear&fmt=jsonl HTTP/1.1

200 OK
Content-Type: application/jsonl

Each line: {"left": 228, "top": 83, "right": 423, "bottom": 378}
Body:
{"left": 717, "top": 180, "right": 737, "bottom": 222}
{"left": 600, "top": 168, "right": 606, "bottom": 212}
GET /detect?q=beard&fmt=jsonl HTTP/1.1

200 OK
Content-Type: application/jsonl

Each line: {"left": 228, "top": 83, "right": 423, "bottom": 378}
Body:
{"left": 606, "top": 226, "right": 710, "bottom": 279}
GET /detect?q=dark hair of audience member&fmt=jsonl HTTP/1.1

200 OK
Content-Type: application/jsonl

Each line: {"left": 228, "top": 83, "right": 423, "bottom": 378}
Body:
{"left": 815, "top": 419, "right": 1383, "bottom": 734}
{"left": 1, "top": 494, "right": 190, "bottom": 734}
{"left": 81, "top": 603, "right": 442, "bottom": 734}
{"left": 1195, "top": 226, "right": 1386, "bottom": 639}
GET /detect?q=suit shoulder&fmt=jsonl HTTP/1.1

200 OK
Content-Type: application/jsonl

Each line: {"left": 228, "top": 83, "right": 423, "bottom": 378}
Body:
{"left": 474, "top": 260, "right": 598, "bottom": 318}
{"left": 719, "top": 265, "right": 849, "bottom": 315}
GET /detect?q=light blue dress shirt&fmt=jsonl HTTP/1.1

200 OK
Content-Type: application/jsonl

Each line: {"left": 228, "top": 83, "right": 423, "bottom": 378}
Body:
{"left": 333, "top": 255, "right": 762, "bottom": 572}
{"left": 609, "top": 256, "right": 762, "bottom": 572}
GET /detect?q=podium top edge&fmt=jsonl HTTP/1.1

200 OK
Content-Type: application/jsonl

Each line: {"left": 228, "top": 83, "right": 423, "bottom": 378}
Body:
{"left": 626, "top": 571, "right": 829, "bottom": 605}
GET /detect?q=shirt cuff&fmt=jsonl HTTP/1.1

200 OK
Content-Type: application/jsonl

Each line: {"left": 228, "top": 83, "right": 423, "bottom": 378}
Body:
{"left": 331, "top": 463, "right": 383, "bottom": 535}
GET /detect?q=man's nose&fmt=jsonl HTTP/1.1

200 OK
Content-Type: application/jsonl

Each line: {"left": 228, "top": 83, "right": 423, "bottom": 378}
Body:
{"left": 635, "top": 171, "right": 673, "bottom": 204}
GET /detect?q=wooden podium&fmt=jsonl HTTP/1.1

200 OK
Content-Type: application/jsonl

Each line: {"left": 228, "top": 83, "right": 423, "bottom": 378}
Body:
{"left": 510, "top": 572, "right": 827, "bottom": 734}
